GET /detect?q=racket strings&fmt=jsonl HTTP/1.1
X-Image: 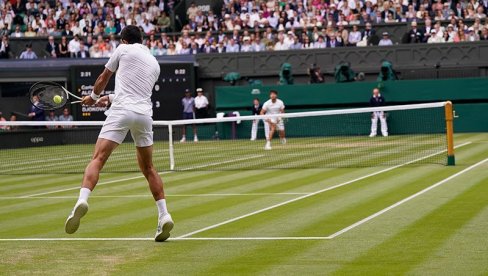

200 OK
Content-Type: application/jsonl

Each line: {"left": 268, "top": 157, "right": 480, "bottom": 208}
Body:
{"left": 30, "top": 83, "right": 68, "bottom": 110}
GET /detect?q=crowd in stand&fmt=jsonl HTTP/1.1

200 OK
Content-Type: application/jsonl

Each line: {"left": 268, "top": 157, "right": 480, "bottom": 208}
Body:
{"left": 0, "top": 0, "right": 488, "bottom": 59}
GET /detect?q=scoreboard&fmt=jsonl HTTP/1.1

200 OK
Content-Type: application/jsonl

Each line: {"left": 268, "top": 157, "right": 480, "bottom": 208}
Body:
{"left": 71, "top": 62, "right": 195, "bottom": 120}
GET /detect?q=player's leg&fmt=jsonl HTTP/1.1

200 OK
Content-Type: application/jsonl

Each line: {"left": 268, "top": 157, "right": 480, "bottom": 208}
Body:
{"left": 131, "top": 113, "right": 173, "bottom": 242}
{"left": 181, "top": 125, "right": 186, "bottom": 142}
{"left": 251, "top": 119, "right": 258, "bottom": 140}
{"left": 265, "top": 121, "right": 276, "bottom": 150}
{"left": 65, "top": 111, "right": 128, "bottom": 234}
{"left": 380, "top": 112, "right": 388, "bottom": 137}
{"left": 370, "top": 112, "right": 378, "bottom": 137}
{"left": 263, "top": 119, "right": 270, "bottom": 140}
{"left": 278, "top": 120, "right": 286, "bottom": 144}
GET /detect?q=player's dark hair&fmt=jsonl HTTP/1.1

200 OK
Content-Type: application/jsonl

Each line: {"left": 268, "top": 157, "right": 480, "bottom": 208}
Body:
{"left": 254, "top": 98, "right": 260, "bottom": 102}
{"left": 121, "top": 25, "right": 142, "bottom": 44}
{"left": 269, "top": 90, "right": 278, "bottom": 95}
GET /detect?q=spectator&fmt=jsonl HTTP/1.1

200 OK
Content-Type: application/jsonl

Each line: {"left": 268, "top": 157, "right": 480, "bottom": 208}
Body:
{"left": 427, "top": 29, "right": 445, "bottom": 43}
{"left": 240, "top": 36, "right": 254, "bottom": 52}
{"left": 152, "top": 42, "right": 167, "bottom": 56}
{"left": 46, "top": 36, "right": 58, "bottom": 58}
{"left": 77, "top": 41, "right": 90, "bottom": 58}
{"left": 157, "top": 12, "right": 171, "bottom": 32}
{"left": 0, "top": 35, "right": 11, "bottom": 59}
{"left": 348, "top": 25, "right": 362, "bottom": 46}
{"left": 28, "top": 95, "right": 44, "bottom": 121}
{"left": 361, "top": 22, "right": 376, "bottom": 41}
{"left": 309, "top": 64, "right": 325, "bottom": 83}
{"left": 274, "top": 34, "right": 289, "bottom": 50}
{"left": 19, "top": 44, "right": 38, "bottom": 59}
{"left": 11, "top": 25, "right": 23, "bottom": 38}
{"left": 466, "top": 27, "right": 480, "bottom": 41}
{"left": 403, "top": 21, "right": 424, "bottom": 43}
{"left": 68, "top": 35, "right": 81, "bottom": 57}
{"left": 58, "top": 108, "right": 74, "bottom": 128}
{"left": 7, "top": 114, "right": 18, "bottom": 131}
{"left": 187, "top": 2, "right": 199, "bottom": 19}
{"left": 378, "top": 32, "right": 394, "bottom": 46}
{"left": 0, "top": 112, "right": 6, "bottom": 131}
{"left": 226, "top": 38, "right": 240, "bottom": 53}
{"left": 25, "top": 25, "right": 37, "bottom": 37}
{"left": 61, "top": 24, "right": 73, "bottom": 36}
{"left": 45, "top": 111, "right": 59, "bottom": 129}
{"left": 480, "top": 28, "right": 488, "bottom": 40}
{"left": 58, "top": 36, "right": 69, "bottom": 58}
{"left": 327, "top": 33, "right": 344, "bottom": 47}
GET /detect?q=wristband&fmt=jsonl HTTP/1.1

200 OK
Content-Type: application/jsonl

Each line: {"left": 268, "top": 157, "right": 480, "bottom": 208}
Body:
{"left": 90, "top": 91, "right": 100, "bottom": 101}
{"left": 108, "top": 94, "right": 115, "bottom": 103}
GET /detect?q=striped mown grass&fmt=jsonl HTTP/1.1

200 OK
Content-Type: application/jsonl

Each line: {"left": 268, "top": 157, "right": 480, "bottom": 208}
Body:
{"left": 0, "top": 133, "right": 487, "bottom": 275}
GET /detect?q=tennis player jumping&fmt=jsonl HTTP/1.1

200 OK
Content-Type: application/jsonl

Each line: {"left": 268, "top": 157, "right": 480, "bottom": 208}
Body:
{"left": 64, "top": 26, "right": 174, "bottom": 242}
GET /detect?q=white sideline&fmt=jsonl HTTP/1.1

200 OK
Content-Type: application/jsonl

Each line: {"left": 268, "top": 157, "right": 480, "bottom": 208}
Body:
{"left": 175, "top": 142, "right": 472, "bottom": 239}
{"left": 0, "top": 192, "right": 309, "bottom": 199}
{"left": 327, "top": 156, "right": 488, "bottom": 239}
{"left": 0, "top": 237, "right": 332, "bottom": 242}
{"left": 21, "top": 155, "right": 263, "bottom": 198}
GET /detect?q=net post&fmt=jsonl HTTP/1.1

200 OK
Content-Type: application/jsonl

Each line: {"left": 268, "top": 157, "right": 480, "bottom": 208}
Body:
{"left": 168, "top": 123, "right": 175, "bottom": 170}
{"left": 445, "top": 101, "right": 455, "bottom": 166}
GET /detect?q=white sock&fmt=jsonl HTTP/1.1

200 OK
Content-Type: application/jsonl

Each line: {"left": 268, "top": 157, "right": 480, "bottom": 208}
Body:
{"left": 156, "top": 199, "right": 168, "bottom": 216}
{"left": 78, "top": 187, "right": 91, "bottom": 203}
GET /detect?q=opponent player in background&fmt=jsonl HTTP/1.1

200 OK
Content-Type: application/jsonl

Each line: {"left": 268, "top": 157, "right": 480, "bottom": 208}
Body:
{"left": 64, "top": 25, "right": 174, "bottom": 242}
{"left": 261, "top": 90, "right": 286, "bottom": 150}
{"left": 369, "top": 88, "right": 388, "bottom": 137}
{"left": 250, "top": 98, "right": 269, "bottom": 141}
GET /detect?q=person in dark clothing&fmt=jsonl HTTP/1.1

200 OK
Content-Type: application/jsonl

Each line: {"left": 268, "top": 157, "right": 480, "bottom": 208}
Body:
{"left": 369, "top": 88, "right": 388, "bottom": 137}
{"left": 28, "top": 95, "right": 45, "bottom": 122}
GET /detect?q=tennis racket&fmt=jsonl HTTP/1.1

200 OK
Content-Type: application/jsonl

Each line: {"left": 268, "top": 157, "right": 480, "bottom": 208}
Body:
{"left": 29, "top": 81, "right": 83, "bottom": 111}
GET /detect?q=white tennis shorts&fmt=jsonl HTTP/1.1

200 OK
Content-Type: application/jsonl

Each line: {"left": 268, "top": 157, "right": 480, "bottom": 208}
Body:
{"left": 268, "top": 118, "right": 285, "bottom": 131}
{"left": 99, "top": 109, "right": 153, "bottom": 147}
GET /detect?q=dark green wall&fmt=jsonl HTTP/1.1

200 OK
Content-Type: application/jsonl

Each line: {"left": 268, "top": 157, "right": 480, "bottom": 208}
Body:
{"left": 215, "top": 77, "right": 488, "bottom": 133}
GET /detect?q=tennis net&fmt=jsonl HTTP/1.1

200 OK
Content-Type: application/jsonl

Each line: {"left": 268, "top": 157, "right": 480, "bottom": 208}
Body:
{"left": 0, "top": 102, "right": 455, "bottom": 174}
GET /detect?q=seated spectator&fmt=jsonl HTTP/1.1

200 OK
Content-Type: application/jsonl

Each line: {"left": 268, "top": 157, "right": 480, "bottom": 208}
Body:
{"left": 274, "top": 34, "right": 289, "bottom": 51}
{"left": 361, "top": 23, "right": 376, "bottom": 41}
{"left": 313, "top": 36, "right": 327, "bottom": 48}
{"left": 226, "top": 38, "right": 240, "bottom": 53}
{"left": 348, "top": 25, "right": 362, "bottom": 46}
{"left": 480, "top": 28, "right": 488, "bottom": 40}
{"left": 402, "top": 21, "right": 424, "bottom": 43}
{"left": 46, "top": 36, "right": 58, "bottom": 58}
{"left": 0, "top": 35, "right": 11, "bottom": 59}
{"left": 58, "top": 108, "right": 73, "bottom": 128}
{"left": 466, "top": 27, "right": 480, "bottom": 41}
{"left": 240, "top": 36, "right": 254, "bottom": 52}
{"left": 152, "top": 42, "right": 167, "bottom": 56}
{"left": 25, "top": 25, "right": 37, "bottom": 37}
{"left": 10, "top": 25, "right": 24, "bottom": 38}
{"left": 19, "top": 44, "right": 37, "bottom": 59}
{"left": 167, "top": 43, "right": 177, "bottom": 55}
{"left": 89, "top": 44, "right": 103, "bottom": 58}
{"left": 157, "top": 12, "right": 171, "bottom": 32}
{"left": 427, "top": 29, "right": 445, "bottom": 43}
{"left": 327, "top": 33, "right": 344, "bottom": 47}
{"left": 6, "top": 114, "right": 18, "bottom": 131}
{"left": 58, "top": 36, "right": 69, "bottom": 58}
{"left": 45, "top": 111, "right": 58, "bottom": 129}
{"left": 0, "top": 111, "right": 6, "bottom": 131}
{"left": 77, "top": 41, "right": 90, "bottom": 58}
{"left": 378, "top": 32, "right": 394, "bottom": 46}
{"left": 68, "top": 35, "right": 81, "bottom": 57}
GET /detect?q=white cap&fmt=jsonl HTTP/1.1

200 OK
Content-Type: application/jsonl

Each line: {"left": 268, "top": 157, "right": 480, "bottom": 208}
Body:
{"left": 196, "top": 88, "right": 203, "bottom": 92}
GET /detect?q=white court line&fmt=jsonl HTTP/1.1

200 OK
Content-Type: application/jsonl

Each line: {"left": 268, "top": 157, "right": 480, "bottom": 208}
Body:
{"left": 21, "top": 155, "right": 264, "bottom": 198}
{"left": 0, "top": 192, "right": 309, "bottom": 200}
{"left": 175, "top": 142, "right": 472, "bottom": 239}
{"left": 327, "top": 156, "right": 488, "bottom": 239}
{"left": 0, "top": 237, "right": 331, "bottom": 241}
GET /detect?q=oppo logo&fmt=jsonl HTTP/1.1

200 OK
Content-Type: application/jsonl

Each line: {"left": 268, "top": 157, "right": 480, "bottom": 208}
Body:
{"left": 30, "top": 137, "right": 44, "bottom": 143}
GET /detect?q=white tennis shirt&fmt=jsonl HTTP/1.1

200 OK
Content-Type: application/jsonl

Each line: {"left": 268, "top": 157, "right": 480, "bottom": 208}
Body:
{"left": 105, "top": 43, "right": 160, "bottom": 116}
{"left": 262, "top": 99, "right": 285, "bottom": 114}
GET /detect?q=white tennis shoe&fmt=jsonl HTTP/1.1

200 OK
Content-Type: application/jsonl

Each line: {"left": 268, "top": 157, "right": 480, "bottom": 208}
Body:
{"left": 180, "top": 137, "right": 186, "bottom": 143}
{"left": 155, "top": 213, "right": 174, "bottom": 242}
{"left": 65, "top": 200, "right": 89, "bottom": 234}
{"left": 264, "top": 141, "right": 272, "bottom": 150}
{"left": 280, "top": 138, "right": 287, "bottom": 144}
{"left": 193, "top": 136, "right": 198, "bottom": 142}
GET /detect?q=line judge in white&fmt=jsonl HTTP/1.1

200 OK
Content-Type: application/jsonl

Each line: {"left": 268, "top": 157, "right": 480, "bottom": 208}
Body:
{"left": 65, "top": 26, "right": 174, "bottom": 242}
{"left": 260, "top": 90, "right": 286, "bottom": 150}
